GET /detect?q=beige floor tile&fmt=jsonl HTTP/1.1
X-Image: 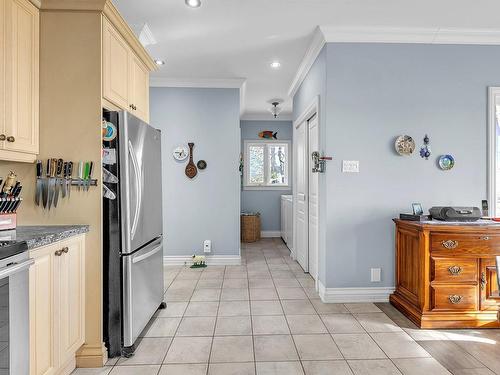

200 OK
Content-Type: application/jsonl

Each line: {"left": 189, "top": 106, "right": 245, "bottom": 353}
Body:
{"left": 298, "top": 278, "right": 316, "bottom": 288}
{"left": 210, "top": 336, "right": 254, "bottom": 363}
{"left": 110, "top": 365, "right": 161, "bottom": 375}
{"left": 303, "top": 287, "right": 320, "bottom": 299}
{"left": 224, "top": 272, "right": 248, "bottom": 279}
{"left": 176, "top": 272, "right": 201, "bottom": 280}
{"left": 256, "top": 361, "right": 304, "bottom": 375}
{"left": 348, "top": 359, "right": 402, "bottom": 375}
{"left": 159, "top": 363, "right": 208, "bottom": 375}
{"left": 105, "top": 357, "right": 119, "bottom": 366}
{"left": 223, "top": 278, "right": 249, "bottom": 288}
{"left": 117, "top": 337, "right": 172, "bottom": 365}
{"left": 449, "top": 331, "right": 500, "bottom": 374}
{"left": 208, "top": 362, "right": 255, "bottom": 375}
{"left": 221, "top": 288, "right": 250, "bottom": 301}
{"left": 176, "top": 316, "right": 216, "bottom": 336}
{"left": 354, "top": 313, "right": 402, "bottom": 333}
{"left": 196, "top": 279, "right": 223, "bottom": 289}
{"left": 274, "top": 278, "right": 301, "bottom": 287}
{"left": 286, "top": 315, "right": 328, "bottom": 334}
{"left": 249, "top": 288, "right": 279, "bottom": 301}
{"left": 249, "top": 279, "right": 275, "bottom": 289}
{"left": 344, "top": 303, "right": 381, "bottom": 314}
{"left": 332, "top": 334, "right": 386, "bottom": 360}
{"left": 416, "top": 339, "right": 484, "bottom": 371}
{"left": 254, "top": 335, "right": 299, "bottom": 361}
{"left": 293, "top": 334, "right": 343, "bottom": 360}
{"left": 157, "top": 302, "right": 188, "bottom": 318}
{"left": 165, "top": 289, "right": 193, "bottom": 302}
{"left": 321, "top": 314, "right": 365, "bottom": 334}
{"left": 451, "top": 369, "right": 496, "bottom": 375}
{"left": 169, "top": 279, "right": 198, "bottom": 290}
{"left": 271, "top": 270, "right": 295, "bottom": 279}
{"left": 190, "top": 289, "right": 221, "bottom": 302}
{"left": 276, "top": 287, "right": 308, "bottom": 300}
{"left": 143, "top": 317, "right": 181, "bottom": 337}
{"left": 218, "top": 301, "right": 251, "bottom": 316}
{"left": 250, "top": 300, "right": 283, "bottom": 315}
{"left": 371, "top": 332, "right": 430, "bottom": 359}
{"left": 393, "top": 358, "right": 452, "bottom": 375}
{"left": 252, "top": 315, "right": 290, "bottom": 335}
{"left": 281, "top": 300, "right": 317, "bottom": 315}
{"left": 72, "top": 368, "right": 112, "bottom": 375}
{"left": 310, "top": 300, "right": 349, "bottom": 314}
{"left": 302, "top": 360, "right": 354, "bottom": 375}
{"left": 164, "top": 336, "right": 212, "bottom": 364}
{"left": 215, "top": 316, "right": 252, "bottom": 336}
{"left": 184, "top": 301, "right": 219, "bottom": 317}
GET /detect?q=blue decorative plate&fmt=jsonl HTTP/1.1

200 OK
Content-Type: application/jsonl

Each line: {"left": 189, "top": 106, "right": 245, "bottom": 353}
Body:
{"left": 438, "top": 154, "right": 455, "bottom": 170}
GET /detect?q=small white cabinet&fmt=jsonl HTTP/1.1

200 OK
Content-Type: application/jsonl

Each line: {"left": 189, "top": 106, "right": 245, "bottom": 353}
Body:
{"left": 281, "top": 195, "right": 293, "bottom": 250}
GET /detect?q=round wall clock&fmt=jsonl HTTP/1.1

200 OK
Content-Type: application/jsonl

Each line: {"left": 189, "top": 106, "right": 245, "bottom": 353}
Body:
{"left": 173, "top": 145, "right": 189, "bottom": 161}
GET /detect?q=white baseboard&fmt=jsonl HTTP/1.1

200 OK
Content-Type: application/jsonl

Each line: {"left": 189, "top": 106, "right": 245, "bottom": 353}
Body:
{"left": 163, "top": 255, "right": 241, "bottom": 266}
{"left": 318, "top": 281, "right": 395, "bottom": 303}
{"left": 261, "top": 231, "right": 281, "bottom": 238}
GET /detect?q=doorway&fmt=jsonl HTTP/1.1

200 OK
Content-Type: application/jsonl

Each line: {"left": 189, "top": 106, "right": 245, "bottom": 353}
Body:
{"left": 488, "top": 87, "right": 500, "bottom": 217}
{"left": 293, "top": 97, "right": 319, "bottom": 282}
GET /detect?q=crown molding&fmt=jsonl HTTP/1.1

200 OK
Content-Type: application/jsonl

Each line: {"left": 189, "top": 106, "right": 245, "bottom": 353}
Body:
{"left": 240, "top": 113, "right": 293, "bottom": 121}
{"left": 288, "top": 25, "right": 500, "bottom": 100}
{"left": 150, "top": 77, "right": 246, "bottom": 89}
{"left": 287, "top": 26, "right": 326, "bottom": 98}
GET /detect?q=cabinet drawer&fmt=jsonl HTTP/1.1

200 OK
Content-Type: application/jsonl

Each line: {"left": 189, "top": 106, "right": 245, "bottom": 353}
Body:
{"left": 430, "top": 233, "right": 500, "bottom": 256}
{"left": 431, "top": 285, "right": 477, "bottom": 311}
{"left": 431, "top": 257, "right": 478, "bottom": 283}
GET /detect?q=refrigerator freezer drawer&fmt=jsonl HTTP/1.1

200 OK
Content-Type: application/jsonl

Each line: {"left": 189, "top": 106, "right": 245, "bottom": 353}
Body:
{"left": 122, "top": 237, "right": 164, "bottom": 348}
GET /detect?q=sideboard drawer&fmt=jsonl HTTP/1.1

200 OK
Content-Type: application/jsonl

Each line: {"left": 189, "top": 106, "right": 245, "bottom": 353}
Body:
{"left": 431, "top": 258, "right": 478, "bottom": 283}
{"left": 431, "top": 285, "right": 478, "bottom": 311}
{"left": 431, "top": 233, "right": 500, "bottom": 256}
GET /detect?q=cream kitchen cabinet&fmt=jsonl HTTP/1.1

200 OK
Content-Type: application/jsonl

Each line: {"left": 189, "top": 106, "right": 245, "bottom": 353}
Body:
{"left": 0, "top": 0, "right": 39, "bottom": 162}
{"left": 103, "top": 17, "right": 150, "bottom": 123}
{"left": 30, "top": 235, "right": 85, "bottom": 375}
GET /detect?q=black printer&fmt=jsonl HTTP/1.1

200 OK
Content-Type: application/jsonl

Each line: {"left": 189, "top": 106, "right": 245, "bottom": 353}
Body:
{"left": 429, "top": 206, "right": 482, "bottom": 222}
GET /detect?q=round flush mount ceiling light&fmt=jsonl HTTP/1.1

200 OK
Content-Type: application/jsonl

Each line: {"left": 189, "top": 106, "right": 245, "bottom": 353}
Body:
{"left": 154, "top": 59, "right": 166, "bottom": 66}
{"left": 270, "top": 61, "right": 281, "bottom": 69}
{"left": 185, "top": 0, "right": 201, "bottom": 8}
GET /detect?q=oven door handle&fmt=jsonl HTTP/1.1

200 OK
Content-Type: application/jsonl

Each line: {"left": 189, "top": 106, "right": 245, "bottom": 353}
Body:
{"left": 0, "top": 258, "right": 34, "bottom": 279}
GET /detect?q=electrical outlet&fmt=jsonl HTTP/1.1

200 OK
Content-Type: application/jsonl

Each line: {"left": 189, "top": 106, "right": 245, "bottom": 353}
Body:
{"left": 342, "top": 160, "right": 359, "bottom": 173}
{"left": 204, "top": 240, "right": 211, "bottom": 253}
{"left": 371, "top": 268, "right": 381, "bottom": 282}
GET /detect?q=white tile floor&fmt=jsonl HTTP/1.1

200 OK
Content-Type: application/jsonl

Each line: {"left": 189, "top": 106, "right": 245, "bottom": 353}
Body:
{"left": 73, "top": 238, "right": 500, "bottom": 374}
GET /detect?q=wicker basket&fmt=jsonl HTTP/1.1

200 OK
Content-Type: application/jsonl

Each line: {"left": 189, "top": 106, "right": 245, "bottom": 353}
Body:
{"left": 241, "top": 213, "right": 261, "bottom": 243}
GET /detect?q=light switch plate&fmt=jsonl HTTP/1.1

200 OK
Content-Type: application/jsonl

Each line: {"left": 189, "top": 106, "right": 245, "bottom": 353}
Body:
{"left": 371, "top": 268, "right": 381, "bottom": 282}
{"left": 342, "top": 160, "right": 359, "bottom": 173}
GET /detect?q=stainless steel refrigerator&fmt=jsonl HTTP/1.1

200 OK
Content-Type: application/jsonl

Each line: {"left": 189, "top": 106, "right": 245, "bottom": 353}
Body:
{"left": 103, "top": 110, "right": 164, "bottom": 357}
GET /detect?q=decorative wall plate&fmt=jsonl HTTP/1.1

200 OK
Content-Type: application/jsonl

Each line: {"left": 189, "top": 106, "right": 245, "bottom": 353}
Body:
{"left": 173, "top": 145, "right": 189, "bottom": 161}
{"left": 395, "top": 135, "right": 415, "bottom": 156}
{"left": 197, "top": 160, "right": 207, "bottom": 170}
{"left": 102, "top": 121, "right": 117, "bottom": 141}
{"left": 438, "top": 154, "right": 455, "bottom": 170}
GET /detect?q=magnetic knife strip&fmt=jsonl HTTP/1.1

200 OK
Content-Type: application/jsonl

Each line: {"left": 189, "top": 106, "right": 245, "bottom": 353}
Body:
{"left": 35, "top": 159, "right": 98, "bottom": 210}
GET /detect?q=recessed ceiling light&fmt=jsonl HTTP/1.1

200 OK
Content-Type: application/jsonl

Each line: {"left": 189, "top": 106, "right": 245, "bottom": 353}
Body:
{"left": 185, "top": 0, "right": 201, "bottom": 8}
{"left": 154, "top": 59, "right": 166, "bottom": 66}
{"left": 270, "top": 61, "right": 281, "bottom": 69}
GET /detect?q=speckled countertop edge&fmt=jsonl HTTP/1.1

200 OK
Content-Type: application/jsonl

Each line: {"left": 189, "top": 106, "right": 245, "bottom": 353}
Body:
{"left": 14, "top": 225, "right": 89, "bottom": 249}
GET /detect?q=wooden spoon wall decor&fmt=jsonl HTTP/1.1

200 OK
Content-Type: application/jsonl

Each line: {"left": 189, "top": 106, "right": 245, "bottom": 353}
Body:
{"left": 185, "top": 142, "right": 198, "bottom": 178}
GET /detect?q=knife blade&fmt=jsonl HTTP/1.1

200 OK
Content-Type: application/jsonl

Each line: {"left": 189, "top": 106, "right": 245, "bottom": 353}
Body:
{"left": 67, "top": 161, "right": 73, "bottom": 198}
{"left": 35, "top": 160, "right": 42, "bottom": 206}
{"left": 53, "top": 158, "right": 63, "bottom": 208}
{"left": 42, "top": 159, "right": 50, "bottom": 209}
{"left": 83, "top": 162, "right": 89, "bottom": 191}
{"left": 87, "top": 161, "right": 93, "bottom": 191}
{"left": 61, "top": 162, "right": 68, "bottom": 198}
{"left": 47, "top": 158, "right": 57, "bottom": 210}
{"left": 78, "top": 161, "right": 84, "bottom": 191}
{"left": 11, "top": 198, "right": 22, "bottom": 213}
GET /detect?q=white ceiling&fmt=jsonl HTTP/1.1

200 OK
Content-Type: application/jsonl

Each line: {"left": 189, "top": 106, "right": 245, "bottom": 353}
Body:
{"left": 113, "top": 0, "right": 500, "bottom": 120}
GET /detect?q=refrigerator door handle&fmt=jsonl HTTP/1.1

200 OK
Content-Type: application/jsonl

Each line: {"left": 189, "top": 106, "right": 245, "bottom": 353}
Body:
{"left": 129, "top": 140, "right": 142, "bottom": 240}
{"left": 132, "top": 243, "right": 162, "bottom": 264}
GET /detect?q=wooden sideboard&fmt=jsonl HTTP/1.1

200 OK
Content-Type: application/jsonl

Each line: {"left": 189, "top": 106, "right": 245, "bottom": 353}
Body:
{"left": 390, "top": 219, "right": 500, "bottom": 328}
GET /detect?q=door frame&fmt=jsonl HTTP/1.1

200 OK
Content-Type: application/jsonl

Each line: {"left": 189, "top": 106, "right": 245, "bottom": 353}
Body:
{"left": 293, "top": 96, "right": 320, "bottom": 285}
{"left": 488, "top": 87, "right": 500, "bottom": 217}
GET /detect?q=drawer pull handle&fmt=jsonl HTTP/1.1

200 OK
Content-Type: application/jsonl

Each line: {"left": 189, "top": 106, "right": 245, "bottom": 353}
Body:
{"left": 442, "top": 240, "right": 458, "bottom": 249}
{"left": 62, "top": 246, "right": 69, "bottom": 253}
{"left": 481, "top": 236, "right": 490, "bottom": 241}
{"left": 6, "top": 136, "right": 15, "bottom": 143}
{"left": 0, "top": 135, "right": 6, "bottom": 141}
{"left": 481, "top": 271, "right": 487, "bottom": 290}
{"left": 54, "top": 249, "right": 63, "bottom": 256}
{"left": 448, "top": 265, "right": 463, "bottom": 276}
{"left": 448, "top": 295, "right": 463, "bottom": 304}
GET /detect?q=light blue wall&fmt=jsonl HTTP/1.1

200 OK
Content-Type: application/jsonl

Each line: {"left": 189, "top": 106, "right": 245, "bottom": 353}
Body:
{"left": 294, "top": 43, "right": 500, "bottom": 289}
{"left": 240, "top": 120, "right": 293, "bottom": 232}
{"left": 150, "top": 87, "right": 240, "bottom": 256}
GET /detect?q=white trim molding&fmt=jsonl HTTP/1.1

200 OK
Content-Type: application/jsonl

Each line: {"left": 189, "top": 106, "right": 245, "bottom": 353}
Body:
{"left": 261, "top": 231, "right": 281, "bottom": 238}
{"left": 318, "top": 281, "right": 395, "bottom": 303}
{"left": 150, "top": 77, "right": 246, "bottom": 89}
{"left": 241, "top": 113, "right": 293, "bottom": 121}
{"left": 488, "top": 87, "right": 500, "bottom": 217}
{"left": 164, "top": 255, "right": 241, "bottom": 266}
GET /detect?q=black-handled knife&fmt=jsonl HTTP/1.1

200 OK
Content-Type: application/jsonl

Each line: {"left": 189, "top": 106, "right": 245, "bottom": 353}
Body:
{"left": 67, "top": 161, "right": 73, "bottom": 198}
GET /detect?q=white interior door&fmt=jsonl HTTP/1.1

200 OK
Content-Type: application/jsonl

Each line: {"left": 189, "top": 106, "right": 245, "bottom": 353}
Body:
{"left": 294, "top": 119, "right": 308, "bottom": 271}
{"left": 308, "top": 114, "right": 319, "bottom": 281}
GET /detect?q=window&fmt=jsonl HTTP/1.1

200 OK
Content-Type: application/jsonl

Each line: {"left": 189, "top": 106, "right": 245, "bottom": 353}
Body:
{"left": 244, "top": 140, "right": 290, "bottom": 189}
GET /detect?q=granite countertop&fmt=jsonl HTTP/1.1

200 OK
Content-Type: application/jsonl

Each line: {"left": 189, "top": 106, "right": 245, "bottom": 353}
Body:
{"left": 9, "top": 225, "right": 89, "bottom": 249}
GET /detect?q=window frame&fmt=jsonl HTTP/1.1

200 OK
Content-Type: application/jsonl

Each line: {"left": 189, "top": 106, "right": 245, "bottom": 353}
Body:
{"left": 243, "top": 139, "right": 291, "bottom": 190}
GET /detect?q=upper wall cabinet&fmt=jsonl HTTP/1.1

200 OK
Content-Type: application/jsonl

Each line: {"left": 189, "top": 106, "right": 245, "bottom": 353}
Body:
{"left": 0, "top": 0, "right": 39, "bottom": 162}
{"left": 102, "top": 17, "right": 151, "bottom": 123}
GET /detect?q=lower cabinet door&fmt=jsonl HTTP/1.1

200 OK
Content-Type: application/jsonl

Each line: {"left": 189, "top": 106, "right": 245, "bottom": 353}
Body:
{"left": 480, "top": 258, "right": 500, "bottom": 311}
{"left": 57, "top": 237, "right": 85, "bottom": 365}
{"left": 30, "top": 247, "right": 57, "bottom": 375}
